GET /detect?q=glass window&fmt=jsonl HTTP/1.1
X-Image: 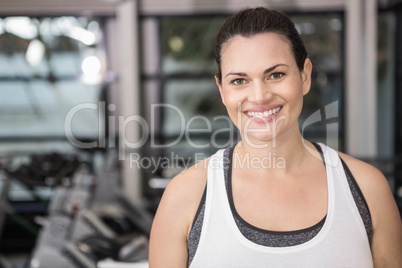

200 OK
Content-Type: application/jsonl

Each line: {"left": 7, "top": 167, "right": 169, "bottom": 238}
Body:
{"left": 141, "top": 12, "right": 345, "bottom": 197}
{"left": 158, "top": 13, "right": 345, "bottom": 148}
{"left": 376, "top": 11, "right": 395, "bottom": 158}
{"left": 292, "top": 14, "right": 344, "bottom": 150}
{"left": 0, "top": 16, "right": 104, "bottom": 145}
{"left": 161, "top": 16, "right": 227, "bottom": 75}
{"left": 162, "top": 79, "right": 229, "bottom": 137}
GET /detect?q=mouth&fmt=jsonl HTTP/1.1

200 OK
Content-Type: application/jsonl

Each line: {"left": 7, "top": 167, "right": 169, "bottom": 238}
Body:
{"left": 244, "top": 106, "right": 283, "bottom": 119}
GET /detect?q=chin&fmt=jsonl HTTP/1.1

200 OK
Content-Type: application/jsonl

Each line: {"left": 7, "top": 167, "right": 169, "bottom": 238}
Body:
{"left": 241, "top": 132, "right": 279, "bottom": 148}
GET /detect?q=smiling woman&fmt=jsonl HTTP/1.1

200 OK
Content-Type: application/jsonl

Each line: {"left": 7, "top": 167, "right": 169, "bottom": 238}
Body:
{"left": 149, "top": 7, "right": 402, "bottom": 268}
{"left": 216, "top": 33, "right": 311, "bottom": 145}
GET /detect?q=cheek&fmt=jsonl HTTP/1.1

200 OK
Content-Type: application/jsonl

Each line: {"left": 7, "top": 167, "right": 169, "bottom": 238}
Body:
{"left": 282, "top": 80, "right": 304, "bottom": 101}
{"left": 221, "top": 91, "right": 242, "bottom": 112}
{"left": 283, "top": 83, "right": 305, "bottom": 118}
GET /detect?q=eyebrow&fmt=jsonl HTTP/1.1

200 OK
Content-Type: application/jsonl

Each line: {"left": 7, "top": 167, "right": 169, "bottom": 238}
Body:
{"left": 224, "top": 64, "right": 289, "bottom": 78}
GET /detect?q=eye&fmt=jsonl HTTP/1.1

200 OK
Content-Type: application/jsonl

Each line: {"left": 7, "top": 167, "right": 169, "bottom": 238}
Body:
{"left": 231, "top": 78, "right": 247, "bottom": 85}
{"left": 270, "top": 72, "right": 285, "bottom": 80}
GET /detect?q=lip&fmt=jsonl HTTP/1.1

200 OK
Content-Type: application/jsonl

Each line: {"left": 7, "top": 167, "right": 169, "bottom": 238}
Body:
{"left": 243, "top": 105, "right": 282, "bottom": 113}
{"left": 243, "top": 105, "right": 283, "bottom": 124}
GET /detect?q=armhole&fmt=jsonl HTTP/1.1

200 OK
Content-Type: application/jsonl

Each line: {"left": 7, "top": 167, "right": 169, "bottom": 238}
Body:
{"left": 339, "top": 156, "right": 374, "bottom": 243}
{"left": 187, "top": 183, "right": 207, "bottom": 266}
{"left": 312, "top": 142, "right": 373, "bottom": 243}
{"left": 190, "top": 185, "right": 206, "bottom": 230}
{"left": 311, "top": 142, "right": 325, "bottom": 162}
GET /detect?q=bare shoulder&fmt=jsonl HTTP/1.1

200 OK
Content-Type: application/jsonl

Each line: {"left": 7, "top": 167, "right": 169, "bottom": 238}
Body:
{"left": 149, "top": 158, "right": 209, "bottom": 267}
{"left": 153, "top": 157, "right": 209, "bottom": 235}
{"left": 337, "top": 151, "right": 393, "bottom": 219}
{"left": 338, "top": 151, "right": 402, "bottom": 266}
{"left": 169, "top": 157, "right": 209, "bottom": 192}
{"left": 337, "top": 151, "right": 389, "bottom": 196}
{"left": 164, "top": 157, "right": 209, "bottom": 211}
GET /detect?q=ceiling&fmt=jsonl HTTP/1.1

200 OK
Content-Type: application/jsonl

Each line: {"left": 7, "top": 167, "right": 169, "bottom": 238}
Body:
{"left": 1, "top": 0, "right": 400, "bottom": 17}
{"left": 0, "top": 0, "right": 119, "bottom": 16}
{"left": 0, "top": 0, "right": 348, "bottom": 17}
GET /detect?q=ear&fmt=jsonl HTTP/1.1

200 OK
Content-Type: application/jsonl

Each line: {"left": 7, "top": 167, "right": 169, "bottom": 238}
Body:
{"left": 301, "top": 58, "right": 312, "bottom": 96}
{"left": 215, "top": 75, "right": 225, "bottom": 105}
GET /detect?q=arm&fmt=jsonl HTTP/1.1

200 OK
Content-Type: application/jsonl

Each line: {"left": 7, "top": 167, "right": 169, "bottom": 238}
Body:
{"left": 339, "top": 152, "right": 402, "bottom": 267}
{"left": 149, "top": 160, "right": 208, "bottom": 268}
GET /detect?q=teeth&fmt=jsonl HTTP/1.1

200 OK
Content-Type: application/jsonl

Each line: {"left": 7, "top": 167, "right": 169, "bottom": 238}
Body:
{"left": 247, "top": 107, "right": 281, "bottom": 118}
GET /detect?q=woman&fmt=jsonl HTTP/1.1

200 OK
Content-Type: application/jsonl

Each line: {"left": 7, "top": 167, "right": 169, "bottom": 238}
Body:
{"left": 149, "top": 7, "right": 402, "bottom": 267}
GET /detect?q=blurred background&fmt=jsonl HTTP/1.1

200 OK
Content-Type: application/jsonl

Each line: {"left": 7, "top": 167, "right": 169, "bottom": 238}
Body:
{"left": 0, "top": 0, "right": 401, "bottom": 267}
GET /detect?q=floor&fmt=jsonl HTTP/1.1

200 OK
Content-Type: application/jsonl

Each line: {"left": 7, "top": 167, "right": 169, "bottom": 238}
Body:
{"left": 1, "top": 253, "right": 29, "bottom": 268}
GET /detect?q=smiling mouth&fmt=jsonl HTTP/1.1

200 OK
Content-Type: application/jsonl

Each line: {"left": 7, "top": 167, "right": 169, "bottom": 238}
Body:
{"left": 246, "top": 106, "right": 282, "bottom": 118}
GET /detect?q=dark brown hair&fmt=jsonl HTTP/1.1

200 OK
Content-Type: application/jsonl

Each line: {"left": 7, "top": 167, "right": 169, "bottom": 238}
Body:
{"left": 214, "top": 7, "right": 308, "bottom": 84}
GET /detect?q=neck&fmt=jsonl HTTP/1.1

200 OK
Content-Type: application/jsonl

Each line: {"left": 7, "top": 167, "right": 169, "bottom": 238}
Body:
{"left": 235, "top": 129, "right": 314, "bottom": 172}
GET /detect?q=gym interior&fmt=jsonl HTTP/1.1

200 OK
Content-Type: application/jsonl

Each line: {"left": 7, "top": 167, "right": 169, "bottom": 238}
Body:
{"left": 0, "top": 0, "right": 402, "bottom": 267}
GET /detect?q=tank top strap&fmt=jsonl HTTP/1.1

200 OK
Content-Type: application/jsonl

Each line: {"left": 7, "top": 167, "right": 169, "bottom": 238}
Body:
{"left": 191, "top": 145, "right": 373, "bottom": 268}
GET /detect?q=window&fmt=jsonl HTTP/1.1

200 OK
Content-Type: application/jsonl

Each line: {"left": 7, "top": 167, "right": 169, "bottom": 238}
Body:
{"left": 0, "top": 16, "right": 105, "bottom": 152}
{"left": 140, "top": 12, "right": 345, "bottom": 198}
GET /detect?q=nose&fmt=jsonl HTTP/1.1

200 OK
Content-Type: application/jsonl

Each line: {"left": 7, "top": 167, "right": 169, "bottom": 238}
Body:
{"left": 248, "top": 81, "right": 273, "bottom": 104}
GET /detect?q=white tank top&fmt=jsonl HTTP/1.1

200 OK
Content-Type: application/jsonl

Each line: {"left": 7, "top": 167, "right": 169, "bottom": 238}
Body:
{"left": 189, "top": 143, "right": 373, "bottom": 268}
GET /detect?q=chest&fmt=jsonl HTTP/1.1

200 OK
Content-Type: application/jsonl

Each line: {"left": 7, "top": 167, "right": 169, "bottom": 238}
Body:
{"left": 231, "top": 167, "right": 328, "bottom": 232}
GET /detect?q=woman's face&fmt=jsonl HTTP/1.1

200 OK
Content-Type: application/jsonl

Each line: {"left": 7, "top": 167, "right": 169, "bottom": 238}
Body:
{"left": 216, "top": 33, "right": 312, "bottom": 146}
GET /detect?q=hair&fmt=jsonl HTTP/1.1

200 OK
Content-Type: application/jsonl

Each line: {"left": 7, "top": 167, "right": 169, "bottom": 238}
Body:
{"left": 214, "top": 7, "right": 308, "bottom": 84}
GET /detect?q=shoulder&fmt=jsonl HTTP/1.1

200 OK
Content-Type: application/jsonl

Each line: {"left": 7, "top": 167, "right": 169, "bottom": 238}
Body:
{"left": 337, "top": 151, "right": 402, "bottom": 265}
{"left": 165, "top": 156, "right": 209, "bottom": 208}
{"left": 337, "top": 151, "right": 388, "bottom": 194}
{"left": 149, "top": 157, "right": 210, "bottom": 267}
{"left": 337, "top": 151, "right": 393, "bottom": 222}
{"left": 154, "top": 157, "right": 209, "bottom": 235}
